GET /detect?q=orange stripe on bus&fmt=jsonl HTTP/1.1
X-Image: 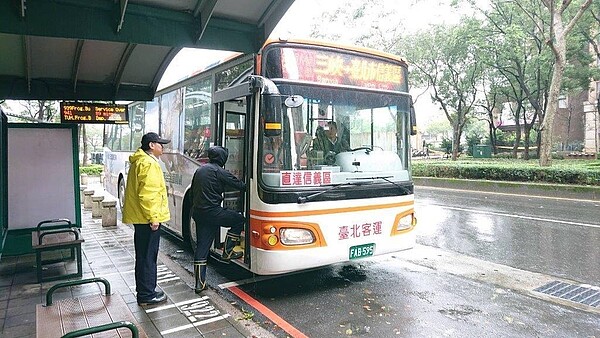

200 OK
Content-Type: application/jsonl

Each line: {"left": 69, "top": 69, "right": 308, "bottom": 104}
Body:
{"left": 228, "top": 286, "right": 309, "bottom": 338}
{"left": 250, "top": 201, "right": 413, "bottom": 218}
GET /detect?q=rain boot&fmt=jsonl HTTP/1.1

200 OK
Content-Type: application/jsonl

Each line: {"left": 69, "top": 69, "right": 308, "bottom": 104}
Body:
{"left": 194, "top": 260, "right": 207, "bottom": 293}
{"left": 222, "top": 233, "right": 243, "bottom": 261}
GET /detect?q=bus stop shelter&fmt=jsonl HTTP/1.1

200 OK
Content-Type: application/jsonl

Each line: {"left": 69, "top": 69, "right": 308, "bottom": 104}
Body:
{"left": 0, "top": 0, "right": 294, "bottom": 255}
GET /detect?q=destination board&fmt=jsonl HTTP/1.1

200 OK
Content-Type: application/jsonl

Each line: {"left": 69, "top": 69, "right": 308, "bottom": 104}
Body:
{"left": 60, "top": 102, "right": 129, "bottom": 124}
{"left": 264, "top": 46, "right": 408, "bottom": 92}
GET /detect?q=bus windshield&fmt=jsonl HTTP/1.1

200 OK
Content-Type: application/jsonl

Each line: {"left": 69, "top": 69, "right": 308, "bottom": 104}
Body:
{"left": 259, "top": 85, "right": 411, "bottom": 188}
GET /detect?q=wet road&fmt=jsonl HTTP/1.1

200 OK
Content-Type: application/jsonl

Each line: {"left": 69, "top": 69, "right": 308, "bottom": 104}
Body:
{"left": 161, "top": 186, "right": 600, "bottom": 337}
{"left": 416, "top": 187, "right": 600, "bottom": 286}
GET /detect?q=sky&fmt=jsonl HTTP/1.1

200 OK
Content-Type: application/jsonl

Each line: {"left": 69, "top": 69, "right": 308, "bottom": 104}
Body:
{"left": 158, "top": 0, "right": 479, "bottom": 127}
{"left": 159, "top": 0, "right": 473, "bottom": 89}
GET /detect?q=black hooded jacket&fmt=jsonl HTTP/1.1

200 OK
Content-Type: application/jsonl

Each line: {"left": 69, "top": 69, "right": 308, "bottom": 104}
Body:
{"left": 191, "top": 146, "right": 246, "bottom": 210}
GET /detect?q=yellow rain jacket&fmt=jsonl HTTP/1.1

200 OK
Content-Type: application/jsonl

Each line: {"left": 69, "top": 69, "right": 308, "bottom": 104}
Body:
{"left": 122, "top": 149, "right": 170, "bottom": 224}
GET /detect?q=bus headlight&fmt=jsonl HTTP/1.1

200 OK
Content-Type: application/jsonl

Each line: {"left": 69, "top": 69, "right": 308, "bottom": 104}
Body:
{"left": 280, "top": 228, "right": 315, "bottom": 245}
{"left": 396, "top": 213, "right": 417, "bottom": 231}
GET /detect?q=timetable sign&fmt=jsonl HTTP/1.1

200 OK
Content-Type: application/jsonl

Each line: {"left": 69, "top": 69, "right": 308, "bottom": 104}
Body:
{"left": 60, "top": 102, "right": 129, "bottom": 124}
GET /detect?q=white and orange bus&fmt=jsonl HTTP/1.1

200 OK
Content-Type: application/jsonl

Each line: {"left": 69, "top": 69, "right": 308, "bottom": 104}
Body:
{"left": 103, "top": 39, "right": 417, "bottom": 275}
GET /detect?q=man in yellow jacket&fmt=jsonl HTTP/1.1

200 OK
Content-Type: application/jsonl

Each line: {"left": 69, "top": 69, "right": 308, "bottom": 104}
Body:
{"left": 123, "top": 132, "right": 171, "bottom": 305}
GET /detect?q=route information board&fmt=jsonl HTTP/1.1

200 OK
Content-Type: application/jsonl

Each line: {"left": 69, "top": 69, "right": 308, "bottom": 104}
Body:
{"left": 60, "top": 102, "right": 129, "bottom": 124}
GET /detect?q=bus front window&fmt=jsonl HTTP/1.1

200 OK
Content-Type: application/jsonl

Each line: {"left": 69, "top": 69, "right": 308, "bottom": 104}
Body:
{"left": 259, "top": 87, "right": 411, "bottom": 189}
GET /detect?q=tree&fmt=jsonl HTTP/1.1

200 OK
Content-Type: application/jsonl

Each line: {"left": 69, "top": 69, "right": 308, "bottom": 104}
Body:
{"left": 476, "top": 0, "right": 595, "bottom": 162}
{"left": 3, "top": 100, "right": 59, "bottom": 123}
{"left": 538, "top": 0, "right": 593, "bottom": 166}
{"left": 405, "top": 19, "right": 485, "bottom": 160}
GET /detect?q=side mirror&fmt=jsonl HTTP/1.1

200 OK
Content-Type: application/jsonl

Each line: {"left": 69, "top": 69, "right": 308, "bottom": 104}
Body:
{"left": 284, "top": 95, "right": 304, "bottom": 108}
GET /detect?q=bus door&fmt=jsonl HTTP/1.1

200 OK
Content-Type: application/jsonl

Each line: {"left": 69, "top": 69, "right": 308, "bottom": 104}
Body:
{"left": 214, "top": 84, "right": 252, "bottom": 264}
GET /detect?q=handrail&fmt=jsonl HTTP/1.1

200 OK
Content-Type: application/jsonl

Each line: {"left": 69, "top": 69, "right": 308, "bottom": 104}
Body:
{"left": 61, "top": 321, "right": 139, "bottom": 338}
{"left": 45, "top": 277, "right": 111, "bottom": 306}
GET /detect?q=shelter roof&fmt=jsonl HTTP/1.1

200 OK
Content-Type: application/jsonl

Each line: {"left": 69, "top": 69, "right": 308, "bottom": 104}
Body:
{"left": 0, "top": 0, "right": 293, "bottom": 101}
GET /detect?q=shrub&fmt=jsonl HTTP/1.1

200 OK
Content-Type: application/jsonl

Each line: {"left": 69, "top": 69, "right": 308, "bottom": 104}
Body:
{"left": 80, "top": 164, "right": 103, "bottom": 175}
{"left": 412, "top": 159, "right": 600, "bottom": 186}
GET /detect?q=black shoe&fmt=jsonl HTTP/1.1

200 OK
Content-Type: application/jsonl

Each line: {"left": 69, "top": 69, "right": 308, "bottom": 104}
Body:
{"left": 155, "top": 290, "right": 164, "bottom": 298}
{"left": 137, "top": 293, "right": 167, "bottom": 306}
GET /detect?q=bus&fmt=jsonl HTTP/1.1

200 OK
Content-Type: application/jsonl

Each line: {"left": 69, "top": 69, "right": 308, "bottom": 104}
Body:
{"left": 103, "top": 39, "right": 418, "bottom": 275}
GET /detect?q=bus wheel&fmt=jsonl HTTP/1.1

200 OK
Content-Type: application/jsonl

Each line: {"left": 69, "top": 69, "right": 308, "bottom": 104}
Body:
{"left": 118, "top": 178, "right": 125, "bottom": 210}
{"left": 187, "top": 211, "right": 198, "bottom": 254}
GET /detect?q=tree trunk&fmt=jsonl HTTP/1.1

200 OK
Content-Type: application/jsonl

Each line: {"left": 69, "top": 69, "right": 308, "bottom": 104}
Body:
{"left": 523, "top": 124, "right": 532, "bottom": 160}
{"left": 81, "top": 125, "right": 89, "bottom": 166}
{"left": 512, "top": 120, "right": 521, "bottom": 159}
{"left": 539, "top": 52, "right": 565, "bottom": 166}
{"left": 451, "top": 127, "right": 461, "bottom": 161}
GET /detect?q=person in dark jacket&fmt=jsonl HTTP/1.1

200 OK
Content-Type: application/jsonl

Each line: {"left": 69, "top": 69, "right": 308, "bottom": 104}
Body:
{"left": 190, "top": 146, "right": 246, "bottom": 293}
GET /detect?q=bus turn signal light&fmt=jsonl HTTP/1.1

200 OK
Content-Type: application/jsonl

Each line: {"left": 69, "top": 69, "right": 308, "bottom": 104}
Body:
{"left": 267, "top": 235, "right": 278, "bottom": 246}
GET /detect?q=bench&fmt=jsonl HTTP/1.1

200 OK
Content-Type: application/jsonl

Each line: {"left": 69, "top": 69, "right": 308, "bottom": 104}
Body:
{"left": 31, "top": 219, "right": 84, "bottom": 283}
{"left": 36, "top": 277, "right": 146, "bottom": 338}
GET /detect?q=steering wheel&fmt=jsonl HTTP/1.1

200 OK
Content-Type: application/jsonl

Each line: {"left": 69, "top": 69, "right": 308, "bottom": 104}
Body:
{"left": 350, "top": 146, "right": 384, "bottom": 152}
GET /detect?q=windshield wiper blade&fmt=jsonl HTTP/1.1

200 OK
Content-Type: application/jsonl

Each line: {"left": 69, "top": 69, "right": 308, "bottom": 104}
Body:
{"left": 347, "top": 176, "right": 411, "bottom": 194}
{"left": 297, "top": 182, "right": 364, "bottom": 204}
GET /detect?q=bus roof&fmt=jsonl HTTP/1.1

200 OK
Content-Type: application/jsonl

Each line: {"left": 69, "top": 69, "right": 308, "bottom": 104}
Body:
{"left": 261, "top": 38, "right": 408, "bottom": 64}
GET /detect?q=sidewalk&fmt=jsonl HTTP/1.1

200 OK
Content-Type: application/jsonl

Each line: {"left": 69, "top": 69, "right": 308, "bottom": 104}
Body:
{"left": 0, "top": 201, "right": 260, "bottom": 337}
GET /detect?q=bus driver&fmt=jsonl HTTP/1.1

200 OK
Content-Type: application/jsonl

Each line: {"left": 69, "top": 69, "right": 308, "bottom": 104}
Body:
{"left": 314, "top": 121, "right": 350, "bottom": 155}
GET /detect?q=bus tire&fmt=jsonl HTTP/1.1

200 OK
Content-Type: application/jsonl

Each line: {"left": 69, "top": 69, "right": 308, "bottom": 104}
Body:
{"left": 117, "top": 177, "right": 125, "bottom": 210}
{"left": 183, "top": 194, "right": 197, "bottom": 254}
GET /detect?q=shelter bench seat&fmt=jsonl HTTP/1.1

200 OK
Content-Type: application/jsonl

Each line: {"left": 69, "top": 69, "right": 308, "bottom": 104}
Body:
{"left": 36, "top": 277, "right": 146, "bottom": 338}
{"left": 31, "top": 219, "right": 84, "bottom": 283}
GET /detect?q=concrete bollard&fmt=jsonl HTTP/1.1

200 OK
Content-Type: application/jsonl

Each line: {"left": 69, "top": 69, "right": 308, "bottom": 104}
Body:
{"left": 79, "top": 185, "right": 87, "bottom": 204}
{"left": 91, "top": 195, "right": 105, "bottom": 218}
{"left": 83, "top": 189, "right": 95, "bottom": 210}
{"left": 80, "top": 173, "right": 89, "bottom": 185}
{"left": 101, "top": 200, "right": 118, "bottom": 227}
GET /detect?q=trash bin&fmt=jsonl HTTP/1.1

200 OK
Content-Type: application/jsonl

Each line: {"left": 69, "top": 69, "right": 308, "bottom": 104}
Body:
{"left": 473, "top": 145, "right": 491, "bottom": 158}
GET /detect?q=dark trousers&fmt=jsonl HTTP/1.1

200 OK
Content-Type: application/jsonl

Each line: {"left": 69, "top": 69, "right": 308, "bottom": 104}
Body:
{"left": 134, "top": 223, "right": 161, "bottom": 300}
{"left": 193, "top": 207, "right": 245, "bottom": 261}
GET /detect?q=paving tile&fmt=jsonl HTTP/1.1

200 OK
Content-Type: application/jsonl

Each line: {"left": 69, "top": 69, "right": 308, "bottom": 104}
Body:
{"left": 4, "top": 310, "right": 35, "bottom": 328}
{"left": 150, "top": 312, "right": 194, "bottom": 333}
{"left": 0, "top": 321, "right": 36, "bottom": 338}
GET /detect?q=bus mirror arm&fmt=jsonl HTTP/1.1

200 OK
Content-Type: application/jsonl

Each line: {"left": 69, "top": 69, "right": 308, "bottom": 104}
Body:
{"left": 248, "top": 75, "right": 280, "bottom": 95}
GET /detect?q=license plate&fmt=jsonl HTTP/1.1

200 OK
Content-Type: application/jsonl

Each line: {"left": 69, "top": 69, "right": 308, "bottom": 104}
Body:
{"left": 349, "top": 243, "right": 375, "bottom": 259}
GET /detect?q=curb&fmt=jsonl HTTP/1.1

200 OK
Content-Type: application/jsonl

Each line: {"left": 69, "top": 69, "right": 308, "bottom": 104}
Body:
{"left": 413, "top": 177, "right": 600, "bottom": 201}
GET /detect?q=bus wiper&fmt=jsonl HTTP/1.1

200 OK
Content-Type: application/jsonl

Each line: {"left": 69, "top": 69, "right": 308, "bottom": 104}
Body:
{"left": 346, "top": 176, "right": 411, "bottom": 194}
{"left": 297, "top": 182, "right": 366, "bottom": 204}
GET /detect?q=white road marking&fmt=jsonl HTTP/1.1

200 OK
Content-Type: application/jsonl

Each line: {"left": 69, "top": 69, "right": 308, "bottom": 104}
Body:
{"left": 425, "top": 204, "right": 600, "bottom": 229}
{"left": 145, "top": 297, "right": 209, "bottom": 313}
{"left": 417, "top": 185, "right": 599, "bottom": 203}
{"left": 160, "top": 314, "right": 231, "bottom": 335}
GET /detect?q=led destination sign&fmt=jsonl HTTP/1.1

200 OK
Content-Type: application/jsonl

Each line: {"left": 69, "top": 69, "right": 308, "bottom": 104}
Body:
{"left": 267, "top": 46, "right": 408, "bottom": 91}
{"left": 60, "top": 102, "right": 129, "bottom": 124}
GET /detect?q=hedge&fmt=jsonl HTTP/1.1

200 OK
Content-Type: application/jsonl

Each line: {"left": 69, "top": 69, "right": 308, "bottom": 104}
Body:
{"left": 80, "top": 164, "right": 103, "bottom": 176}
{"left": 412, "top": 159, "right": 600, "bottom": 186}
